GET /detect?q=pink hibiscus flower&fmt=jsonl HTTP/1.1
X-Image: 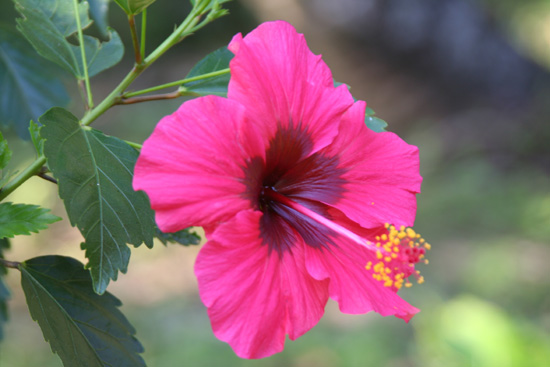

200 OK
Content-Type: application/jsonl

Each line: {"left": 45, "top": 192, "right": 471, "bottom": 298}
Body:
{"left": 133, "top": 21, "right": 428, "bottom": 359}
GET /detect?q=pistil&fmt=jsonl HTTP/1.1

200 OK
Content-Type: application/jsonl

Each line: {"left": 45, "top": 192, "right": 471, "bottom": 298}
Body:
{"left": 263, "top": 187, "right": 430, "bottom": 290}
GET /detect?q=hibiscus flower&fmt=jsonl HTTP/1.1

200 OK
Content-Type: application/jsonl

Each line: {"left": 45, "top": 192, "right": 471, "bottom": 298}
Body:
{"left": 133, "top": 20, "right": 428, "bottom": 359}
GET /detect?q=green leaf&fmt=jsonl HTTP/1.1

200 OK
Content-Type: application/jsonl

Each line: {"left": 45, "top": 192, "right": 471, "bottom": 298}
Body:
{"left": 114, "top": 0, "right": 156, "bottom": 15}
{"left": 0, "top": 26, "right": 69, "bottom": 139}
{"left": 364, "top": 108, "right": 388, "bottom": 132}
{"left": 156, "top": 227, "right": 201, "bottom": 246}
{"left": 333, "top": 80, "right": 388, "bottom": 132}
{"left": 180, "top": 46, "right": 233, "bottom": 97}
{"left": 88, "top": 0, "right": 110, "bottom": 37}
{"left": 0, "top": 202, "right": 61, "bottom": 238}
{"left": 41, "top": 108, "right": 156, "bottom": 294}
{"left": 0, "top": 238, "right": 10, "bottom": 341}
{"left": 15, "top": 0, "right": 124, "bottom": 78}
{"left": 17, "top": 0, "right": 92, "bottom": 37}
{"left": 76, "top": 29, "right": 124, "bottom": 77}
{"left": 0, "top": 131, "right": 13, "bottom": 188}
{"left": 20, "top": 256, "right": 145, "bottom": 367}
{"left": 29, "top": 120, "right": 44, "bottom": 156}
{"left": 0, "top": 131, "right": 11, "bottom": 170}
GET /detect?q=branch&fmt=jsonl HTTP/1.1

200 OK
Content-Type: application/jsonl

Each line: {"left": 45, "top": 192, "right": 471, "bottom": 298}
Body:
{"left": 0, "top": 156, "right": 46, "bottom": 201}
{"left": 116, "top": 91, "right": 182, "bottom": 105}
{"left": 128, "top": 14, "right": 142, "bottom": 65}
{"left": 37, "top": 172, "right": 58, "bottom": 184}
{"left": 0, "top": 258, "right": 20, "bottom": 270}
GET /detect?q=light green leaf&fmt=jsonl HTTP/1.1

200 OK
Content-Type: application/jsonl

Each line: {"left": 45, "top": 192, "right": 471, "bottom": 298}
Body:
{"left": 180, "top": 46, "right": 233, "bottom": 97}
{"left": 333, "top": 81, "right": 388, "bottom": 132}
{"left": 76, "top": 29, "right": 124, "bottom": 77}
{"left": 0, "top": 131, "right": 11, "bottom": 170}
{"left": 0, "top": 202, "right": 61, "bottom": 238}
{"left": 0, "top": 26, "right": 69, "bottom": 139}
{"left": 88, "top": 0, "right": 110, "bottom": 37}
{"left": 29, "top": 120, "right": 44, "bottom": 156}
{"left": 0, "top": 130, "right": 11, "bottom": 189}
{"left": 364, "top": 108, "right": 388, "bottom": 132}
{"left": 156, "top": 227, "right": 201, "bottom": 246}
{"left": 20, "top": 256, "right": 145, "bottom": 367}
{"left": 41, "top": 108, "right": 156, "bottom": 294}
{"left": 0, "top": 238, "right": 10, "bottom": 341}
{"left": 17, "top": 0, "right": 92, "bottom": 37}
{"left": 113, "top": 0, "right": 156, "bottom": 15}
{"left": 15, "top": 0, "right": 124, "bottom": 78}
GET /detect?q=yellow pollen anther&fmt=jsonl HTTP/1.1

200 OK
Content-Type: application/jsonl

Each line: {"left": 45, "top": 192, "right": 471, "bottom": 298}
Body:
{"left": 364, "top": 224, "right": 431, "bottom": 290}
{"left": 406, "top": 228, "right": 416, "bottom": 238}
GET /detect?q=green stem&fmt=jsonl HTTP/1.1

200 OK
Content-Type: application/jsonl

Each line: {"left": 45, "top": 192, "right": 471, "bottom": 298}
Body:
{"left": 0, "top": 258, "right": 20, "bottom": 270}
{"left": 124, "top": 140, "right": 143, "bottom": 150}
{"left": 117, "top": 90, "right": 181, "bottom": 105}
{"left": 81, "top": 1, "right": 209, "bottom": 127}
{"left": 143, "top": 1, "right": 207, "bottom": 66}
{"left": 128, "top": 14, "right": 142, "bottom": 64}
{"left": 0, "top": 2, "right": 214, "bottom": 199}
{"left": 0, "top": 155, "right": 46, "bottom": 201}
{"left": 72, "top": 0, "right": 93, "bottom": 108}
{"left": 140, "top": 9, "right": 147, "bottom": 60}
{"left": 123, "top": 67, "right": 230, "bottom": 98}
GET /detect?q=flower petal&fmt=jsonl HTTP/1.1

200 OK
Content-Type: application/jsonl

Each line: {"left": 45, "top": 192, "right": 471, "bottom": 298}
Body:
{"left": 133, "top": 96, "right": 263, "bottom": 232}
{"left": 323, "top": 101, "right": 422, "bottom": 228}
{"left": 228, "top": 20, "right": 354, "bottom": 155}
{"left": 195, "top": 210, "right": 329, "bottom": 359}
{"left": 304, "top": 230, "right": 420, "bottom": 322}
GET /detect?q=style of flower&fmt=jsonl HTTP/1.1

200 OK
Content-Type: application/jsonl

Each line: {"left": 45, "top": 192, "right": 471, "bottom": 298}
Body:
{"left": 133, "top": 20, "right": 428, "bottom": 359}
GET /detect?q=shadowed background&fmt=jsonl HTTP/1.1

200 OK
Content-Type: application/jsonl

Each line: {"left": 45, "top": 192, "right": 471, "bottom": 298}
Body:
{"left": 0, "top": 0, "right": 549, "bottom": 366}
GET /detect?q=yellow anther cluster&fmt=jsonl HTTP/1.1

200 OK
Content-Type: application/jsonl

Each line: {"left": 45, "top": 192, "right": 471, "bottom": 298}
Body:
{"left": 365, "top": 224, "right": 430, "bottom": 290}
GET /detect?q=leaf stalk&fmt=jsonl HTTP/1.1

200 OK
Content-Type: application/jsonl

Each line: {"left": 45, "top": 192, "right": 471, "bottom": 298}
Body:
{"left": 0, "top": 258, "right": 21, "bottom": 270}
{"left": 72, "top": 0, "right": 93, "bottom": 108}
{"left": 123, "top": 67, "right": 230, "bottom": 98}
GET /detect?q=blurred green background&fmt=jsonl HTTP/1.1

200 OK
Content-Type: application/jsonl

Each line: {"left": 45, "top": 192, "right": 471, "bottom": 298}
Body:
{"left": 0, "top": 0, "right": 549, "bottom": 366}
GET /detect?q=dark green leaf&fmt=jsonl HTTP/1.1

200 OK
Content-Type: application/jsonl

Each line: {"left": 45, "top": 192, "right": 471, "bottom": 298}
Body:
{"left": 0, "top": 131, "right": 11, "bottom": 170}
{"left": 41, "top": 108, "right": 155, "bottom": 294}
{"left": 0, "top": 238, "right": 10, "bottom": 341}
{"left": 20, "top": 256, "right": 145, "bottom": 367}
{"left": 180, "top": 46, "right": 233, "bottom": 97}
{"left": 88, "top": 0, "right": 110, "bottom": 37}
{"left": 29, "top": 120, "right": 44, "bottom": 156}
{"left": 0, "top": 202, "right": 61, "bottom": 238}
{"left": 114, "top": 0, "right": 156, "bottom": 15}
{"left": 0, "top": 26, "right": 69, "bottom": 139}
{"left": 156, "top": 227, "right": 201, "bottom": 246}
{"left": 15, "top": 0, "right": 124, "bottom": 78}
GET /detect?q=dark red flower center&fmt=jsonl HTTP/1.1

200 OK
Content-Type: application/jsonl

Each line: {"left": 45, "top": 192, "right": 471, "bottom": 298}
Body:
{"left": 242, "top": 125, "right": 347, "bottom": 254}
